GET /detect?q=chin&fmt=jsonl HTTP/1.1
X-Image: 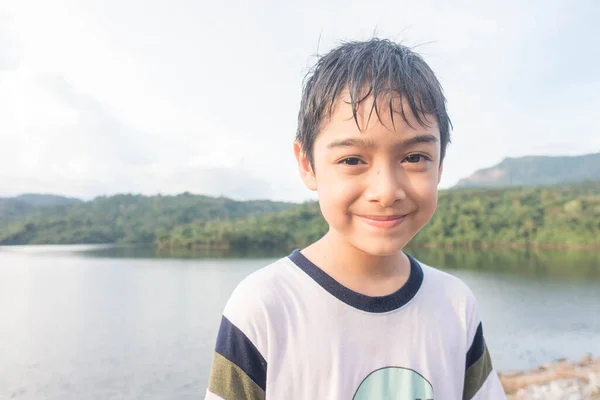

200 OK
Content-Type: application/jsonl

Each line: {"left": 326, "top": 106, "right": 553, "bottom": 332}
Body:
{"left": 352, "top": 238, "right": 408, "bottom": 257}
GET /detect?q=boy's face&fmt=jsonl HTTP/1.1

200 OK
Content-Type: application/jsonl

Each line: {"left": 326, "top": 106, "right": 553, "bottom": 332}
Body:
{"left": 294, "top": 90, "right": 443, "bottom": 256}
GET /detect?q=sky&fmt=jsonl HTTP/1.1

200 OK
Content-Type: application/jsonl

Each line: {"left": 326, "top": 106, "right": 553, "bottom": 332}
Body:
{"left": 1, "top": 0, "right": 599, "bottom": 202}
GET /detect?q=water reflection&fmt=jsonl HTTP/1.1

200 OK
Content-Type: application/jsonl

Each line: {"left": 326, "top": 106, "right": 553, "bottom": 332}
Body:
{"left": 406, "top": 246, "right": 600, "bottom": 280}
{"left": 54, "top": 243, "right": 600, "bottom": 281}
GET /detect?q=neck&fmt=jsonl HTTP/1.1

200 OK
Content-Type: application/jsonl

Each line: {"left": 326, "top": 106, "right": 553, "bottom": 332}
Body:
{"left": 301, "top": 230, "right": 411, "bottom": 296}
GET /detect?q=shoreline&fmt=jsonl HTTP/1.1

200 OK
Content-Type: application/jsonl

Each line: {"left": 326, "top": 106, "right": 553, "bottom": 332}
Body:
{"left": 2, "top": 240, "right": 600, "bottom": 251}
{"left": 153, "top": 241, "right": 600, "bottom": 251}
{"left": 499, "top": 354, "right": 600, "bottom": 399}
{"left": 410, "top": 241, "right": 600, "bottom": 251}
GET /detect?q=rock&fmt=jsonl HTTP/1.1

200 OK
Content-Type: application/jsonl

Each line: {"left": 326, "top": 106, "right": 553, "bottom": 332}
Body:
{"left": 581, "top": 353, "right": 594, "bottom": 365}
{"left": 502, "top": 355, "right": 600, "bottom": 400}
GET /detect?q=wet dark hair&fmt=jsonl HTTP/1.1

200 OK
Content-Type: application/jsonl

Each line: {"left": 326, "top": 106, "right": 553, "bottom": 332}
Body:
{"left": 296, "top": 38, "right": 451, "bottom": 170}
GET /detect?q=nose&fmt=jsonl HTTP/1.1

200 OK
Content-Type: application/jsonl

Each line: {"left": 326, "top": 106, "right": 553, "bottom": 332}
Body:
{"left": 364, "top": 164, "right": 407, "bottom": 207}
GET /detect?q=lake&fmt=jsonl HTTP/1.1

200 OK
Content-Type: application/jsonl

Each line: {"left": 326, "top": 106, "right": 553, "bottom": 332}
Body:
{"left": 1, "top": 244, "right": 599, "bottom": 399}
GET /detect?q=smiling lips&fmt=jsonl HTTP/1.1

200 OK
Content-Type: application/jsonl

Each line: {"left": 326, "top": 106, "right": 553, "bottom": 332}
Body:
{"left": 357, "top": 214, "right": 407, "bottom": 229}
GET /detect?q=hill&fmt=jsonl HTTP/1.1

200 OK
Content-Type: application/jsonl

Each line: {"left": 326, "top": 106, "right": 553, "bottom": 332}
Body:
{"left": 155, "top": 181, "right": 600, "bottom": 250}
{"left": 10, "top": 194, "right": 83, "bottom": 207}
{"left": 0, "top": 194, "right": 83, "bottom": 225}
{"left": 0, "top": 193, "right": 295, "bottom": 245}
{"left": 454, "top": 153, "right": 600, "bottom": 188}
{"left": 3, "top": 181, "right": 600, "bottom": 249}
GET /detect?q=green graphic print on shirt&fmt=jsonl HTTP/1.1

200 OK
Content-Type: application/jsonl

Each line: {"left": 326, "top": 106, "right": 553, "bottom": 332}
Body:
{"left": 353, "top": 367, "right": 434, "bottom": 400}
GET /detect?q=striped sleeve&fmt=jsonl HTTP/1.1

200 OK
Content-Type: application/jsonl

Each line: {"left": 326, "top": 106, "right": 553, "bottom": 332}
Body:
{"left": 205, "top": 316, "right": 267, "bottom": 400}
{"left": 205, "top": 273, "right": 271, "bottom": 400}
{"left": 462, "top": 317, "right": 507, "bottom": 400}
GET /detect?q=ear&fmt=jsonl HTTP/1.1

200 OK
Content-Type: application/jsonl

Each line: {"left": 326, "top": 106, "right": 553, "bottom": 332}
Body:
{"left": 437, "top": 162, "right": 444, "bottom": 185}
{"left": 293, "top": 141, "right": 317, "bottom": 191}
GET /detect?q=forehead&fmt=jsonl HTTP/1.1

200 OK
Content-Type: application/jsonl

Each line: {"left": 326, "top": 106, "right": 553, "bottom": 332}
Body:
{"left": 319, "top": 89, "right": 440, "bottom": 142}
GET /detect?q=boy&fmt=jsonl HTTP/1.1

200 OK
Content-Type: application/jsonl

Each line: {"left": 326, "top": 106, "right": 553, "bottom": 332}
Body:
{"left": 205, "top": 38, "right": 506, "bottom": 399}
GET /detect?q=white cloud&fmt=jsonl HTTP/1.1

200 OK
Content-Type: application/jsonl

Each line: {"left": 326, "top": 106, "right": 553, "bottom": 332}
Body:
{"left": 0, "top": 0, "right": 598, "bottom": 200}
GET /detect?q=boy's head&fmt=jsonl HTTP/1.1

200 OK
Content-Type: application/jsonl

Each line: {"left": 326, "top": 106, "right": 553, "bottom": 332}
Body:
{"left": 294, "top": 38, "right": 452, "bottom": 256}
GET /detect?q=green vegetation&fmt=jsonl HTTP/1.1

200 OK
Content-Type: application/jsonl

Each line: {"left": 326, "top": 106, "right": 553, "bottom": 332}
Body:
{"left": 2, "top": 181, "right": 600, "bottom": 249}
{"left": 0, "top": 194, "right": 83, "bottom": 225}
{"left": 0, "top": 193, "right": 294, "bottom": 245}
{"left": 0, "top": 199, "right": 36, "bottom": 226}
{"left": 411, "top": 181, "right": 600, "bottom": 248}
{"left": 156, "top": 181, "right": 600, "bottom": 250}
{"left": 454, "top": 153, "right": 600, "bottom": 188}
{"left": 8, "top": 193, "right": 83, "bottom": 207}
{"left": 154, "top": 202, "right": 327, "bottom": 250}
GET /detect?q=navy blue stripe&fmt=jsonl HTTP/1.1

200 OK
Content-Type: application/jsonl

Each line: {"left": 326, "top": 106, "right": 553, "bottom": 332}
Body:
{"left": 465, "top": 322, "right": 484, "bottom": 370}
{"left": 215, "top": 315, "right": 267, "bottom": 390}
{"left": 288, "top": 249, "right": 423, "bottom": 313}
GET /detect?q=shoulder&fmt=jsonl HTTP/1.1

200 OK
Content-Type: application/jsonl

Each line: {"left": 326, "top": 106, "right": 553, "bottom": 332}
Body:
{"left": 411, "top": 256, "right": 481, "bottom": 330}
{"left": 217, "top": 255, "right": 301, "bottom": 359}
{"left": 221, "top": 255, "right": 303, "bottom": 332}
{"left": 224, "top": 255, "right": 299, "bottom": 314}
{"left": 415, "top": 257, "right": 477, "bottom": 304}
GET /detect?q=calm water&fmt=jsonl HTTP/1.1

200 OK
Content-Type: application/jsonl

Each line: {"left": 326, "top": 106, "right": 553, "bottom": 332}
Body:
{"left": 1, "top": 244, "right": 599, "bottom": 399}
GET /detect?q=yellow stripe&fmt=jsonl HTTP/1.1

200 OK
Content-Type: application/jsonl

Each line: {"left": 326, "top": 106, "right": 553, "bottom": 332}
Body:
{"left": 463, "top": 342, "right": 493, "bottom": 400}
{"left": 208, "top": 352, "right": 266, "bottom": 400}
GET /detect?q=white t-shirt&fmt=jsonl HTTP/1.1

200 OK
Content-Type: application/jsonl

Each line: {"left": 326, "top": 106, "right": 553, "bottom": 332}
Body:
{"left": 205, "top": 250, "right": 507, "bottom": 400}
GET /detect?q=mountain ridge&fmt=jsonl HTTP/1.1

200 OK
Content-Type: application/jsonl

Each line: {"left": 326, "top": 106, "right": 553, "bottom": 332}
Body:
{"left": 454, "top": 152, "right": 600, "bottom": 188}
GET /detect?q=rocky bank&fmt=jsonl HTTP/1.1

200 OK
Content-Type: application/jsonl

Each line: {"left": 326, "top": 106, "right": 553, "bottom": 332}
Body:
{"left": 499, "top": 354, "right": 600, "bottom": 400}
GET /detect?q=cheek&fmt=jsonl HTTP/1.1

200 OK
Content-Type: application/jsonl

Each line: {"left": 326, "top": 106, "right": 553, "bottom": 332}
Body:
{"left": 316, "top": 172, "right": 362, "bottom": 223}
{"left": 317, "top": 170, "right": 361, "bottom": 205}
{"left": 413, "top": 178, "right": 439, "bottom": 214}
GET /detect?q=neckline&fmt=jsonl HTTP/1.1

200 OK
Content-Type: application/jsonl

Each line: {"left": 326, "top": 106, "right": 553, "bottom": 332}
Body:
{"left": 287, "top": 249, "right": 423, "bottom": 313}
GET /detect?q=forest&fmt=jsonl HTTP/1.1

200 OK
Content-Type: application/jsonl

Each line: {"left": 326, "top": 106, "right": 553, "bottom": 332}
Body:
{"left": 0, "top": 193, "right": 293, "bottom": 245}
{"left": 156, "top": 181, "right": 600, "bottom": 250}
{"left": 3, "top": 182, "right": 598, "bottom": 250}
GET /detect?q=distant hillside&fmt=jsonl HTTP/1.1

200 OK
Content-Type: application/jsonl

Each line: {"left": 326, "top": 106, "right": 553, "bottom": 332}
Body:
{"left": 0, "top": 199, "right": 35, "bottom": 226}
{"left": 0, "top": 193, "right": 295, "bottom": 245}
{"left": 0, "top": 194, "right": 83, "bottom": 225}
{"left": 454, "top": 153, "right": 600, "bottom": 188}
{"left": 4, "top": 181, "right": 600, "bottom": 249}
{"left": 11, "top": 194, "right": 83, "bottom": 207}
{"left": 156, "top": 181, "right": 600, "bottom": 250}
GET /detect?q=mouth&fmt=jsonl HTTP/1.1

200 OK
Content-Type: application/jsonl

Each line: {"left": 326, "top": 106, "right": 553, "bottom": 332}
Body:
{"left": 357, "top": 214, "right": 407, "bottom": 229}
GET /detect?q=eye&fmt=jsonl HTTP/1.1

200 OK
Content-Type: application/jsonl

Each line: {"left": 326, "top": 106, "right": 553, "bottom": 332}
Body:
{"left": 339, "top": 157, "right": 365, "bottom": 166}
{"left": 404, "top": 154, "right": 430, "bottom": 163}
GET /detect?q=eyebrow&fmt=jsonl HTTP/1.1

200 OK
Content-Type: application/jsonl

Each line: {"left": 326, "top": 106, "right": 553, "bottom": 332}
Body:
{"left": 326, "top": 134, "right": 438, "bottom": 150}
